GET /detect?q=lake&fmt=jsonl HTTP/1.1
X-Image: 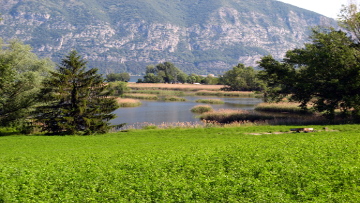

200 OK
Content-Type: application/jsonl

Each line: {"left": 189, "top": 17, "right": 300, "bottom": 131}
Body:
{"left": 111, "top": 96, "right": 263, "bottom": 128}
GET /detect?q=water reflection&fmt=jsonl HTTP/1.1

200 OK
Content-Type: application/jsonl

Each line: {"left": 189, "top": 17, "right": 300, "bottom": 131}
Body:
{"left": 111, "top": 96, "right": 263, "bottom": 126}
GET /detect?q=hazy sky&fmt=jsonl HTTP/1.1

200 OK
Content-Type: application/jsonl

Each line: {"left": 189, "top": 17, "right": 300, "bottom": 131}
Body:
{"left": 277, "top": 0, "right": 351, "bottom": 19}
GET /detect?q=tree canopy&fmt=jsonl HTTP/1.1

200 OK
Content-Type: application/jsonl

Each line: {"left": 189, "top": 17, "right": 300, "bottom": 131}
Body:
{"left": 106, "top": 72, "right": 130, "bottom": 82}
{"left": 0, "top": 40, "right": 53, "bottom": 127}
{"left": 258, "top": 28, "right": 360, "bottom": 118}
{"left": 142, "top": 62, "right": 186, "bottom": 83}
{"left": 35, "top": 50, "right": 119, "bottom": 135}
{"left": 220, "top": 64, "right": 263, "bottom": 91}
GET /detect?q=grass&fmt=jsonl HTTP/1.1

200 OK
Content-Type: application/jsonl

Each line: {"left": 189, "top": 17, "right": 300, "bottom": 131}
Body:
{"left": 255, "top": 102, "right": 314, "bottom": 114}
{"left": 123, "top": 93, "right": 158, "bottom": 100}
{"left": 1, "top": 125, "right": 360, "bottom": 202}
{"left": 116, "top": 98, "right": 142, "bottom": 107}
{"left": 195, "top": 90, "right": 256, "bottom": 97}
{"left": 191, "top": 105, "right": 213, "bottom": 113}
{"left": 200, "top": 109, "right": 275, "bottom": 123}
{"left": 163, "top": 96, "right": 187, "bottom": 102}
{"left": 128, "top": 83, "right": 224, "bottom": 91}
{"left": 195, "top": 99, "right": 225, "bottom": 104}
{"left": 128, "top": 90, "right": 186, "bottom": 96}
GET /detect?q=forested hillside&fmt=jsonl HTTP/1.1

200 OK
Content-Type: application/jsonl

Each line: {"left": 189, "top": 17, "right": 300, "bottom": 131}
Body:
{"left": 0, "top": 0, "right": 336, "bottom": 74}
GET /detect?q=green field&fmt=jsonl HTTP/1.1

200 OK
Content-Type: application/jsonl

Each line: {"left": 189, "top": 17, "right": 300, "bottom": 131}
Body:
{"left": 1, "top": 125, "right": 360, "bottom": 202}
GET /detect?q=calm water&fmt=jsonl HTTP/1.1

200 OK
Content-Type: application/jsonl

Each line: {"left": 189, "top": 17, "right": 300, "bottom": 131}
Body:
{"left": 111, "top": 96, "right": 263, "bottom": 127}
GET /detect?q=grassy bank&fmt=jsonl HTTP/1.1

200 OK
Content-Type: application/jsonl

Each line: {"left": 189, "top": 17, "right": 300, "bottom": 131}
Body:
{"left": 1, "top": 125, "right": 360, "bottom": 202}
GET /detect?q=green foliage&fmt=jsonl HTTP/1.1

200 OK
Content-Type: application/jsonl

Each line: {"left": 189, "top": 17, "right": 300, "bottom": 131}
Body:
{"left": 220, "top": 64, "right": 263, "bottom": 91}
{"left": 201, "top": 74, "right": 219, "bottom": 85}
{"left": 106, "top": 72, "right": 130, "bottom": 82}
{"left": 35, "top": 50, "right": 119, "bottom": 135}
{"left": 338, "top": 3, "right": 360, "bottom": 42}
{"left": 0, "top": 40, "right": 53, "bottom": 127}
{"left": 257, "top": 55, "right": 296, "bottom": 102}
{"left": 108, "top": 81, "right": 128, "bottom": 96}
{"left": 258, "top": 29, "right": 360, "bottom": 119}
{"left": 1, "top": 125, "right": 360, "bottom": 201}
{"left": 142, "top": 62, "right": 187, "bottom": 83}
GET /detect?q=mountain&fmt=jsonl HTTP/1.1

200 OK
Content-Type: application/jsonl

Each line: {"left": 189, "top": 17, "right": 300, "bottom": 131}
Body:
{"left": 0, "top": 0, "right": 336, "bottom": 74}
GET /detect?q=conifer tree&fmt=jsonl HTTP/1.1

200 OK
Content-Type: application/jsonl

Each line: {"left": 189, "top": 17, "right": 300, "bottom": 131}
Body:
{"left": 35, "top": 50, "right": 119, "bottom": 135}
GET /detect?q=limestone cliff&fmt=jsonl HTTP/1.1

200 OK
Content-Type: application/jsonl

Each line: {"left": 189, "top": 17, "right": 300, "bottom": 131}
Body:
{"left": 0, "top": 0, "right": 336, "bottom": 74}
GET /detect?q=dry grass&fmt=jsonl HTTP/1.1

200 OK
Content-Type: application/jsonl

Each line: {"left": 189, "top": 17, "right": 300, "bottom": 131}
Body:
{"left": 128, "top": 83, "right": 224, "bottom": 91}
{"left": 255, "top": 102, "right": 314, "bottom": 114}
{"left": 123, "top": 94, "right": 158, "bottom": 100}
{"left": 195, "top": 90, "right": 255, "bottom": 97}
{"left": 200, "top": 109, "right": 275, "bottom": 123}
{"left": 116, "top": 98, "right": 142, "bottom": 107}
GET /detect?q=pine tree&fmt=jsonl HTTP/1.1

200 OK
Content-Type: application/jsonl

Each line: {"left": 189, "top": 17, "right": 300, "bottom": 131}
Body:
{"left": 35, "top": 50, "right": 119, "bottom": 135}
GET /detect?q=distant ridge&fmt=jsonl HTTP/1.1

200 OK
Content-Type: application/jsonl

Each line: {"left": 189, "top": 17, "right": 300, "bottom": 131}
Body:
{"left": 0, "top": 0, "right": 336, "bottom": 74}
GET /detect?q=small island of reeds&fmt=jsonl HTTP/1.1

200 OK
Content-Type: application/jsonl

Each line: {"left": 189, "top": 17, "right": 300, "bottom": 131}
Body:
{"left": 195, "top": 99, "right": 225, "bottom": 104}
{"left": 191, "top": 105, "right": 213, "bottom": 113}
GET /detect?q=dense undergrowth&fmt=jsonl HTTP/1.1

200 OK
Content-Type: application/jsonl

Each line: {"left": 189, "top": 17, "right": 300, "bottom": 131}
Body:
{"left": 1, "top": 125, "right": 360, "bottom": 202}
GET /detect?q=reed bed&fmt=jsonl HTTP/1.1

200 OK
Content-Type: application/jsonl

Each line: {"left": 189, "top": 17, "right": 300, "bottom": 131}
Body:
{"left": 195, "top": 99, "right": 225, "bottom": 104}
{"left": 123, "top": 93, "right": 158, "bottom": 100}
{"left": 128, "top": 90, "right": 185, "bottom": 96}
{"left": 128, "top": 83, "right": 224, "bottom": 91}
{"left": 191, "top": 105, "right": 213, "bottom": 113}
{"left": 255, "top": 102, "right": 314, "bottom": 114}
{"left": 116, "top": 98, "right": 142, "bottom": 107}
{"left": 200, "top": 109, "right": 276, "bottom": 123}
{"left": 163, "top": 96, "right": 187, "bottom": 102}
{"left": 195, "top": 90, "right": 255, "bottom": 97}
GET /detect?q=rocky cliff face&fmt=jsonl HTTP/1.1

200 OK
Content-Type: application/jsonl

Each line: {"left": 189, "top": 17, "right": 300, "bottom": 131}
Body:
{"left": 0, "top": 0, "right": 336, "bottom": 74}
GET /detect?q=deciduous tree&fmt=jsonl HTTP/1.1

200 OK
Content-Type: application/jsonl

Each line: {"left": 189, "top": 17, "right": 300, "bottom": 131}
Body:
{"left": 258, "top": 29, "right": 360, "bottom": 118}
{"left": 220, "top": 64, "right": 262, "bottom": 91}
{"left": 0, "top": 40, "right": 53, "bottom": 127}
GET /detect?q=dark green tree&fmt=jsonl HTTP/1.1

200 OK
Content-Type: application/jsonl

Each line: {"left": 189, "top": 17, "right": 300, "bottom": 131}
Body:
{"left": 142, "top": 62, "right": 185, "bottom": 83}
{"left": 106, "top": 72, "right": 130, "bottom": 82}
{"left": 220, "top": 64, "right": 262, "bottom": 91}
{"left": 35, "top": 50, "right": 119, "bottom": 135}
{"left": 257, "top": 55, "right": 296, "bottom": 102}
{"left": 258, "top": 29, "right": 360, "bottom": 118}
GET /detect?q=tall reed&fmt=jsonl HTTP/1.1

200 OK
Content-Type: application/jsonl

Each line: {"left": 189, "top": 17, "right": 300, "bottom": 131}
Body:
{"left": 255, "top": 102, "right": 314, "bottom": 114}
{"left": 116, "top": 98, "right": 142, "bottom": 107}
{"left": 191, "top": 105, "right": 213, "bottom": 113}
